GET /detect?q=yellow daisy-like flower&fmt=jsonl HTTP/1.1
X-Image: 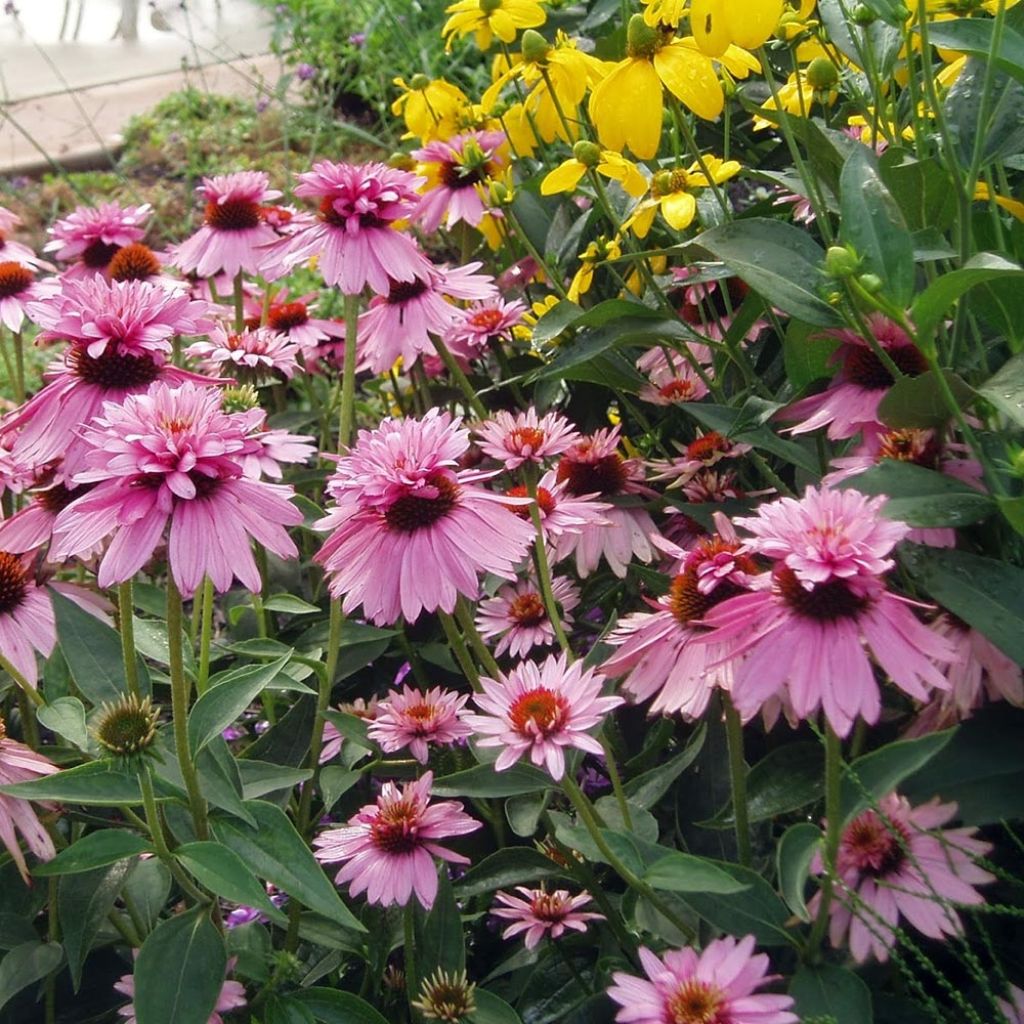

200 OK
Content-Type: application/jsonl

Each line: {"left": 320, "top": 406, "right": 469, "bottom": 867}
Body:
{"left": 392, "top": 76, "right": 472, "bottom": 142}
{"left": 914, "top": 0, "right": 1018, "bottom": 13}
{"left": 754, "top": 62, "right": 837, "bottom": 129}
{"left": 624, "top": 156, "right": 741, "bottom": 238}
{"left": 690, "top": 0, "right": 786, "bottom": 55}
{"left": 442, "top": 0, "right": 548, "bottom": 52}
{"left": 541, "top": 141, "right": 648, "bottom": 198}
{"left": 975, "top": 181, "right": 1024, "bottom": 222}
{"left": 568, "top": 236, "right": 623, "bottom": 303}
{"left": 847, "top": 111, "right": 915, "bottom": 145}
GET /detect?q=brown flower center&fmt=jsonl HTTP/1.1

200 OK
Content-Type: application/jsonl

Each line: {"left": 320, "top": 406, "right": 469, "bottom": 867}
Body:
{"left": 509, "top": 591, "right": 546, "bottom": 626}
{"left": 844, "top": 809, "right": 910, "bottom": 877}
{"left": 439, "top": 162, "right": 488, "bottom": 190}
{"left": 0, "top": 261, "right": 32, "bottom": 299}
{"left": 530, "top": 891, "right": 570, "bottom": 922}
{"left": 775, "top": 567, "right": 869, "bottom": 622}
{"left": 384, "top": 472, "right": 461, "bottom": 533}
{"left": 108, "top": 243, "right": 162, "bottom": 282}
{"left": 876, "top": 428, "right": 940, "bottom": 468}
{"left": 81, "top": 239, "right": 121, "bottom": 269}
{"left": 556, "top": 452, "right": 628, "bottom": 496}
{"left": 666, "top": 980, "right": 725, "bottom": 1024}
{"left": 509, "top": 687, "right": 567, "bottom": 735}
{"left": 370, "top": 798, "right": 420, "bottom": 855}
{"left": 69, "top": 348, "right": 163, "bottom": 389}
{"left": 35, "top": 481, "right": 81, "bottom": 514}
{"left": 204, "top": 198, "right": 262, "bottom": 231}
{"left": 268, "top": 301, "right": 309, "bottom": 331}
{"left": 0, "top": 551, "right": 29, "bottom": 615}
{"left": 386, "top": 277, "right": 431, "bottom": 305}
{"left": 844, "top": 343, "right": 928, "bottom": 390}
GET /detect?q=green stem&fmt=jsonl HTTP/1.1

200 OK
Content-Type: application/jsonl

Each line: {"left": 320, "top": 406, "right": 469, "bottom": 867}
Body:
{"left": 17, "top": 688, "right": 40, "bottom": 749}
{"left": 429, "top": 334, "right": 488, "bottom": 419}
{"left": 139, "top": 765, "right": 207, "bottom": 904}
{"left": 118, "top": 581, "right": 141, "bottom": 700}
{"left": 45, "top": 876, "right": 58, "bottom": 1024}
{"left": 724, "top": 695, "right": 752, "bottom": 867}
{"left": 454, "top": 597, "right": 502, "bottom": 680}
{"left": 339, "top": 292, "right": 360, "bottom": 452}
{"left": 0, "top": 653, "right": 44, "bottom": 708}
{"left": 167, "top": 577, "right": 209, "bottom": 841}
{"left": 523, "top": 465, "right": 572, "bottom": 657}
{"left": 599, "top": 733, "right": 632, "bottom": 831}
{"left": 438, "top": 611, "right": 482, "bottom": 691}
{"left": 404, "top": 902, "right": 420, "bottom": 1020}
{"left": 11, "top": 330, "right": 24, "bottom": 405}
{"left": 806, "top": 725, "right": 844, "bottom": 959}
{"left": 232, "top": 271, "right": 245, "bottom": 333}
{"left": 196, "top": 577, "right": 215, "bottom": 696}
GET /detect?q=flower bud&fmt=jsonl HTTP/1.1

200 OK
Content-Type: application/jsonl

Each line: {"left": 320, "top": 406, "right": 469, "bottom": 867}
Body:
{"left": 859, "top": 273, "right": 884, "bottom": 294}
{"left": 825, "top": 245, "right": 860, "bottom": 278}
{"left": 806, "top": 57, "right": 839, "bottom": 92}
{"left": 571, "top": 140, "right": 602, "bottom": 167}
{"left": 479, "top": 0, "right": 502, "bottom": 13}
{"left": 94, "top": 694, "right": 160, "bottom": 759}
{"left": 520, "top": 29, "right": 550, "bottom": 64}
{"left": 409, "top": 73, "right": 431, "bottom": 91}
{"left": 627, "top": 14, "right": 659, "bottom": 58}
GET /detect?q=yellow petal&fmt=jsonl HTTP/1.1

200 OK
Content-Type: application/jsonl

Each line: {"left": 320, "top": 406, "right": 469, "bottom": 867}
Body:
{"left": 661, "top": 191, "right": 697, "bottom": 230}
{"left": 654, "top": 44, "right": 724, "bottom": 121}
{"left": 690, "top": 0, "right": 730, "bottom": 56}
{"left": 541, "top": 160, "right": 588, "bottom": 195}
{"left": 601, "top": 158, "right": 649, "bottom": 198}
{"left": 626, "top": 204, "right": 658, "bottom": 239}
{"left": 725, "top": 0, "right": 784, "bottom": 50}
{"left": 588, "top": 59, "right": 664, "bottom": 159}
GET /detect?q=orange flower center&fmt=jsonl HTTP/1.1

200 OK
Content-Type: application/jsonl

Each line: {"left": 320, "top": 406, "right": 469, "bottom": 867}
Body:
{"left": 658, "top": 378, "right": 699, "bottom": 401}
{"left": 508, "top": 426, "right": 546, "bottom": 453}
{"left": 509, "top": 591, "right": 546, "bottom": 626}
{"left": 876, "top": 428, "right": 940, "bottom": 468}
{"left": 505, "top": 484, "right": 555, "bottom": 519}
{"left": 666, "top": 980, "right": 725, "bottom": 1024}
{"left": 0, "top": 551, "right": 29, "bottom": 616}
{"left": 0, "top": 261, "right": 32, "bottom": 298}
{"left": 685, "top": 431, "right": 729, "bottom": 462}
{"left": 204, "top": 198, "right": 262, "bottom": 231}
{"left": 469, "top": 308, "right": 505, "bottom": 332}
{"left": 509, "top": 687, "right": 567, "bottom": 736}
{"left": 108, "top": 243, "right": 161, "bottom": 282}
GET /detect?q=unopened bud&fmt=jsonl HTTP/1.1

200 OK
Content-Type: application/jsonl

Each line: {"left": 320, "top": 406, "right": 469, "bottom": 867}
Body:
{"left": 521, "top": 29, "right": 550, "bottom": 64}
{"left": 409, "top": 73, "right": 431, "bottom": 91}
{"left": 852, "top": 4, "right": 876, "bottom": 24}
{"left": 825, "top": 245, "right": 860, "bottom": 278}
{"left": 627, "top": 14, "right": 659, "bottom": 58}
{"left": 572, "top": 140, "right": 602, "bottom": 167}
{"left": 806, "top": 57, "right": 839, "bottom": 91}
{"left": 859, "top": 273, "right": 884, "bottom": 294}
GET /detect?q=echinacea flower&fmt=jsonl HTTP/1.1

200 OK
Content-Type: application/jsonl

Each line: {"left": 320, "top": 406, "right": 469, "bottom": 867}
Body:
{"left": 366, "top": 685, "right": 473, "bottom": 763}
{"left": 313, "top": 771, "right": 480, "bottom": 909}
{"left": 492, "top": 886, "right": 603, "bottom": 948}
{"left": 320, "top": 697, "right": 380, "bottom": 764}
{"left": 607, "top": 935, "right": 797, "bottom": 1024}
{"left": 476, "top": 575, "right": 579, "bottom": 658}
{"left": 503, "top": 470, "right": 611, "bottom": 555}
{"left": 475, "top": 408, "right": 580, "bottom": 470}
{"left": 638, "top": 361, "right": 709, "bottom": 406}
{"left": 465, "top": 653, "right": 623, "bottom": 780}
{"left": 172, "top": 172, "right": 282, "bottom": 279}
{"left": 701, "top": 486, "right": 955, "bottom": 736}
{"left": 0, "top": 262, "right": 57, "bottom": 332}
{"left": 444, "top": 297, "right": 527, "bottom": 356}
{"left": 50, "top": 381, "right": 302, "bottom": 597}
{"left": 244, "top": 288, "right": 346, "bottom": 352}
{"left": 314, "top": 410, "right": 534, "bottom": 625}
{"left": 412, "top": 969, "right": 477, "bottom": 1023}
{"left": 0, "top": 205, "right": 47, "bottom": 270}
{"left": 115, "top": 960, "right": 246, "bottom": 1024}
{"left": 0, "top": 550, "right": 56, "bottom": 686}
{"left": 186, "top": 325, "right": 302, "bottom": 380}
{"left": 649, "top": 432, "right": 752, "bottom": 488}
{"left": 812, "top": 793, "right": 993, "bottom": 963}
{"left": 45, "top": 201, "right": 152, "bottom": 275}
{"left": 0, "top": 714, "right": 59, "bottom": 880}
{"left": 0, "top": 472, "right": 94, "bottom": 557}
{"left": 275, "top": 161, "right": 429, "bottom": 295}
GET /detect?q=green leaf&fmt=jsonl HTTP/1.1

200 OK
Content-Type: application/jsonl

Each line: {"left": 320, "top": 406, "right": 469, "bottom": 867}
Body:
{"left": 790, "top": 964, "right": 873, "bottom": 1024}
{"left": 925, "top": 18, "right": 1024, "bottom": 89}
{"left": 911, "top": 253, "right": 1024, "bottom": 345}
{"left": 413, "top": 871, "right": 464, "bottom": 992}
{"left": 839, "top": 730, "right": 955, "bottom": 823}
{"left": 59, "top": 861, "right": 132, "bottom": 989}
{"left": 290, "top": 989, "right": 389, "bottom": 1024}
{"left": 783, "top": 320, "right": 838, "bottom": 390}
{"left": 433, "top": 762, "right": 551, "bottom": 798}
{"left": 243, "top": 696, "right": 315, "bottom": 767}
{"left": 530, "top": 300, "right": 584, "bottom": 345}
{"left": 977, "top": 351, "right": 1024, "bottom": 428}
{"left": 188, "top": 653, "right": 292, "bottom": 755}
{"left": 318, "top": 766, "right": 362, "bottom": 811}
{"left": 34, "top": 829, "right": 152, "bottom": 876}
{"left": 643, "top": 852, "right": 750, "bottom": 895}
{"left": 0, "top": 760, "right": 176, "bottom": 806}
{"left": 877, "top": 369, "right": 976, "bottom": 429}
{"left": 622, "top": 726, "right": 706, "bottom": 810}
{"left": 212, "top": 800, "right": 365, "bottom": 932}
{"left": 691, "top": 218, "right": 842, "bottom": 326}
{"left": 265, "top": 994, "right": 317, "bottom": 1024}
{"left": 900, "top": 543, "right": 1024, "bottom": 664}
{"left": 471, "top": 989, "right": 524, "bottom": 1024}
{"left": 237, "top": 760, "right": 314, "bottom": 800}
{"left": 841, "top": 145, "right": 915, "bottom": 307}
{"left": 841, "top": 460, "right": 995, "bottom": 527}
{"left": 455, "top": 848, "right": 569, "bottom": 898}
{"left": 175, "top": 842, "right": 287, "bottom": 925}
{"left": 36, "top": 697, "right": 89, "bottom": 750}
{"left": 123, "top": 858, "right": 171, "bottom": 934}
{"left": 777, "top": 822, "right": 822, "bottom": 923}
{"left": 133, "top": 906, "right": 226, "bottom": 1024}
{"left": 262, "top": 594, "right": 320, "bottom": 614}
{"left": 0, "top": 941, "right": 63, "bottom": 1013}
{"left": 320, "top": 709, "right": 371, "bottom": 749}
{"left": 51, "top": 589, "right": 128, "bottom": 706}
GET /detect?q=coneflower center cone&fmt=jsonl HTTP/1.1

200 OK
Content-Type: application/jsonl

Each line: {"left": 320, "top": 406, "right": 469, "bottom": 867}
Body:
{"left": 0, "top": 552, "right": 28, "bottom": 615}
{"left": 0, "top": 261, "right": 32, "bottom": 298}
{"left": 384, "top": 473, "right": 461, "bottom": 532}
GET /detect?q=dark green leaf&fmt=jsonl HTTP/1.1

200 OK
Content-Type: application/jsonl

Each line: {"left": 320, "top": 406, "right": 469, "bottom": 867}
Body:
{"left": 51, "top": 589, "right": 127, "bottom": 705}
{"left": 783, "top": 320, "right": 838, "bottom": 390}
{"left": 877, "top": 370, "right": 976, "bottom": 429}
{"left": 133, "top": 906, "right": 226, "bottom": 1024}
{"left": 790, "top": 964, "right": 873, "bottom": 1024}
{"left": 265, "top": 994, "right": 317, "bottom": 1024}
{"left": 237, "top": 760, "right": 313, "bottom": 800}
{"left": 262, "top": 594, "right": 320, "bottom": 615}
{"left": 36, "top": 697, "right": 89, "bottom": 750}
{"left": 433, "top": 762, "right": 551, "bottom": 797}
{"left": 318, "top": 766, "right": 362, "bottom": 811}
{"left": 59, "top": 861, "right": 132, "bottom": 989}
{"left": 0, "top": 761, "right": 176, "bottom": 806}
{"left": 622, "top": 726, "right": 706, "bottom": 810}
{"left": 176, "top": 842, "right": 287, "bottom": 924}
{"left": 413, "top": 871, "right": 464, "bottom": 991}
{"left": 530, "top": 300, "right": 585, "bottom": 345}
{"left": 925, "top": 18, "right": 1024, "bottom": 89}
{"left": 777, "top": 822, "right": 822, "bottom": 923}
{"left": 455, "top": 849, "right": 569, "bottom": 899}
{"left": 471, "top": 989, "right": 524, "bottom": 1024}
{"left": 291, "top": 989, "right": 389, "bottom": 1024}
{"left": 643, "top": 852, "right": 749, "bottom": 894}
{"left": 34, "top": 829, "right": 151, "bottom": 876}
{"left": 320, "top": 709, "right": 371, "bottom": 749}
{"left": 242, "top": 696, "right": 315, "bottom": 767}
{"left": 123, "top": 858, "right": 171, "bottom": 935}
{"left": 977, "top": 351, "right": 1024, "bottom": 429}
{"left": 0, "top": 941, "right": 62, "bottom": 1013}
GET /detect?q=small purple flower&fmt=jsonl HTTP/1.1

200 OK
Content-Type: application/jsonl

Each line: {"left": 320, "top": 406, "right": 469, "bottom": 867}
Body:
{"left": 4, "top": 2, "right": 19, "bottom": 16}
{"left": 393, "top": 661, "right": 412, "bottom": 686}
{"left": 296, "top": 63, "right": 316, "bottom": 81}
{"left": 256, "top": 98, "right": 271, "bottom": 114}
{"left": 222, "top": 725, "right": 247, "bottom": 742}
{"left": 348, "top": 32, "right": 366, "bottom": 46}
{"left": 225, "top": 905, "right": 265, "bottom": 928}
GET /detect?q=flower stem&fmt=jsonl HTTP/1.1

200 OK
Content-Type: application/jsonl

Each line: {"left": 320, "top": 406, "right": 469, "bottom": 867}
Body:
{"left": 523, "top": 464, "right": 572, "bottom": 657}
{"left": 453, "top": 597, "right": 502, "bottom": 680}
{"left": 232, "top": 271, "right": 245, "bottom": 333}
{"left": 438, "top": 610, "right": 482, "bottom": 692}
{"left": 0, "top": 652, "right": 44, "bottom": 707}
{"left": 806, "top": 724, "right": 844, "bottom": 959}
{"left": 339, "top": 292, "right": 360, "bottom": 452}
{"left": 404, "top": 902, "right": 419, "bottom": 1020}
{"left": 117, "top": 581, "right": 141, "bottom": 700}
{"left": 139, "top": 763, "right": 207, "bottom": 904}
{"left": 723, "top": 695, "right": 752, "bottom": 868}
{"left": 429, "top": 334, "right": 488, "bottom": 419}
{"left": 196, "top": 576, "right": 215, "bottom": 696}
{"left": 11, "top": 330, "right": 24, "bottom": 405}
{"left": 166, "top": 577, "right": 209, "bottom": 841}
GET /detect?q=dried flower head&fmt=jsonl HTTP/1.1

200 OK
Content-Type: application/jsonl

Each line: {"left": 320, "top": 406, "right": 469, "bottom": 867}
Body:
{"left": 412, "top": 968, "right": 476, "bottom": 1023}
{"left": 94, "top": 694, "right": 160, "bottom": 757}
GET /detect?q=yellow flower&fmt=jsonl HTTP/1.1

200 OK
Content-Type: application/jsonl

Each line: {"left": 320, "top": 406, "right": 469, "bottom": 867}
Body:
{"left": 975, "top": 181, "right": 1024, "bottom": 222}
{"left": 754, "top": 65, "right": 836, "bottom": 128}
{"left": 847, "top": 111, "right": 915, "bottom": 145}
{"left": 442, "top": 0, "right": 548, "bottom": 52}
{"left": 690, "top": 0, "right": 786, "bottom": 55}
{"left": 624, "top": 156, "right": 741, "bottom": 237}
{"left": 914, "top": 0, "right": 1018, "bottom": 13}
{"left": 588, "top": 16, "right": 735, "bottom": 159}
{"left": 541, "top": 141, "right": 648, "bottom": 198}
{"left": 568, "top": 236, "right": 622, "bottom": 303}
{"left": 392, "top": 76, "right": 472, "bottom": 142}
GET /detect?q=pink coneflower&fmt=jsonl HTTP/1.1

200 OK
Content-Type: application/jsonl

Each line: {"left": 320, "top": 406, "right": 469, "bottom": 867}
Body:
{"left": 313, "top": 771, "right": 480, "bottom": 909}
{"left": 173, "top": 172, "right": 282, "bottom": 279}
{"left": 476, "top": 576, "right": 579, "bottom": 659}
{"left": 366, "top": 685, "right": 473, "bottom": 763}
{"left": 603, "top": 527, "right": 757, "bottom": 719}
{"left": 0, "top": 714, "right": 58, "bottom": 881}
{"left": 774, "top": 190, "right": 816, "bottom": 224}
{"left": 608, "top": 935, "right": 797, "bottom": 1024}
{"left": 276, "top": 161, "right": 428, "bottom": 294}
{"left": 0, "top": 550, "right": 56, "bottom": 687}
{"left": 813, "top": 793, "right": 993, "bottom": 963}
{"left": 445, "top": 297, "right": 527, "bottom": 356}
{"left": 0, "top": 206, "right": 47, "bottom": 270}
{"left": 115, "top": 960, "right": 246, "bottom": 1024}
{"left": 44, "top": 201, "right": 151, "bottom": 275}
{"left": 0, "top": 471, "right": 94, "bottom": 557}
{"left": 465, "top": 653, "right": 623, "bottom": 780}
{"left": 679, "top": 468, "right": 746, "bottom": 504}
{"left": 314, "top": 410, "right": 533, "bottom": 625}
{"left": 238, "top": 424, "right": 317, "bottom": 481}
{"left": 50, "top": 381, "right": 302, "bottom": 597}
{"left": 701, "top": 486, "right": 955, "bottom": 737}
{"left": 503, "top": 471, "right": 611, "bottom": 556}
{"left": 492, "top": 887, "right": 603, "bottom": 949}
{"left": 476, "top": 408, "right": 580, "bottom": 470}
{"left": 244, "top": 289, "right": 346, "bottom": 352}
{"left": 553, "top": 426, "right": 660, "bottom": 578}
{"left": 649, "top": 432, "right": 752, "bottom": 488}
{"left": 998, "top": 985, "right": 1024, "bottom": 1023}
{"left": 320, "top": 697, "right": 380, "bottom": 764}
{"left": 0, "top": 439, "right": 36, "bottom": 500}
{"left": 779, "top": 315, "right": 928, "bottom": 439}
{"left": 638, "top": 361, "right": 709, "bottom": 406}
{"left": 0, "top": 261, "right": 57, "bottom": 332}
{"left": 413, "top": 130, "right": 508, "bottom": 233}
{"left": 356, "top": 261, "right": 495, "bottom": 374}
{"left": 186, "top": 325, "right": 302, "bottom": 380}
{"left": 106, "top": 242, "right": 178, "bottom": 287}
{"left": 673, "top": 268, "right": 768, "bottom": 345}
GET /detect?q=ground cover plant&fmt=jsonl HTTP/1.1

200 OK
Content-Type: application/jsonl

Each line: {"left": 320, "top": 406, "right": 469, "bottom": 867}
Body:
{"left": 1, "top": 0, "right": 1024, "bottom": 1022}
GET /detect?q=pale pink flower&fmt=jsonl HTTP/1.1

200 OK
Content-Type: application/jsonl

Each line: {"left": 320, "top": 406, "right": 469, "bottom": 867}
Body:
{"left": 0, "top": 206, "right": 47, "bottom": 270}
{"left": 238, "top": 425, "right": 317, "bottom": 482}
{"left": 0, "top": 262, "right": 58, "bottom": 332}
{"left": 186, "top": 325, "right": 302, "bottom": 380}
{"left": 444, "top": 297, "right": 527, "bottom": 356}
{"left": 173, "top": 172, "right": 282, "bottom": 279}
{"left": 115, "top": 959, "right": 246, "bottom": 1024}
{"left": 320, "top": 697, "right": 380, "bottom": 764}
{"left": 998, "top": 985, "right": 1024, "bottom": 1023}
{"left": 492, "top": 887, "right": 603, "bottom": 949}
{"left": 774, "top": 190, "right": 816, "bottom": 224}
{"left": 367, "top": 685, "right": 472, "bottom": 763}
{"left": 701, "top": 486, "right": 955, "bottom": 736}
{"left": 275, "top": 161, "right": 429, "bottom": 294}
{"left": 45, "top": 201, "right": 151, "bottom": 275}
{"left": 638, "top": 361, "right": 709, "bottom": 406}
{"left": 476, "top": 408, "right": 580, "bottom": 470}
{"left": 812, "top": 793, "right": 993, "bottom": 963}
{"left": 673, "top": 268, "right": 768, "bottom": 344}
{"left": 245, "top": 289, "right": 346, "bottom": 352}
{"left": 0, "top": 439, "right": 36, "bottom": 500}
{"left": 465, "top": 653, "right": 623, "bottom": 780}
{"left": 780, "top": 315, "right": 928, "bottom": 439}
{"left": 0, "top": 550, "right": 56, "bottom": 687}
{"left": 503, "top": 470, "right": 611, "bottom": 555}
{"left": 553, "top": 426, "right": 660, "bottom": 577}
{"left": 0, "top": 472, "right": 94, "bottom": 557}
{"left": 607, "top": 935, "right": 798, "bottom": 1024}
{"left": 413, "top": 130, "right": 508, "bottom": 233}
{"left": 476, "top": 575, "right": 579, "bottom": 659}
{"left": 313, "top": 771, "right": 480, "bottom": 909}
{"left": 50, "top": 381, "right": 302, "bottom": 597}
{"left": 0, "top": 716, "right": 58, "bottom": 880}
{"left": 649, "top": 432, "right": 752, "bottom": 488}
{"left": 314, "top": 410, "right": 533, "bottom": 625}
{"left": 356, "top": 261, "right": 495, "bottom": 374}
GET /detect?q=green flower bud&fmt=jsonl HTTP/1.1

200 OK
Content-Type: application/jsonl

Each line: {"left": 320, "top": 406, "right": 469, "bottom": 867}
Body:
{"left": 825, "top": 245, "right": 860, "bottom": 278}
{"left": 627, "top": 14, "right": 659, "bottom": 58}
{"left": 806, "top": 57, "right": 839, "bottom": 91}
{"left": 94, "top": 694, "right": 160, "bottom": 759}
{"left": 521, "top": 29, "right": 551, "bottom": 64}
{"left": 571, "top": 140, "right": 602, "bottom": 167}
{"left": 409, "top": 73, "right": 431, "bottom": 91}
{"left": 859, "top": 273, "right": 884, "bottom": 294}
{"left": 852, "top": 4, "right": 876, "bottom": 25}
{"left": 480, "top": 0, "right": 502, "bottom": 14}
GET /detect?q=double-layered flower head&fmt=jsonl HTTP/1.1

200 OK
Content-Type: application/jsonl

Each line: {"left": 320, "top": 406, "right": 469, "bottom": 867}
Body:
{"left": 313, "top": 771, "right": 480, "bottom": 909}
{"left": 366, "top": 685, "right": 473, "bottom": 763}
{"left": 607, "top": 934, "right": 797, "bottom": 1024}
{"left": 315, "top": 410, "right": 534, "bottom": 624}
{"left": 475, "top": 408, "right": 580, "bottom": 469}
{"left": 50, "top": 381, "right": 302, "bottom": 596}
{"left": 476, "top": 575, "right": 579, "bottom": 658}
{"left": 0, "top": 550, "right": 56, "bottom": 687}
{"left": 44, "top": 201, "right": 152, "bottom": 273}
{"left": 186, "top": 325, "right": 302, "bottom": 380}
{"left": 492, "top": 886, "right": 603, "bottom": 948}
{"left": 465, "top": 653, "right": 623, "bottom": 779}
